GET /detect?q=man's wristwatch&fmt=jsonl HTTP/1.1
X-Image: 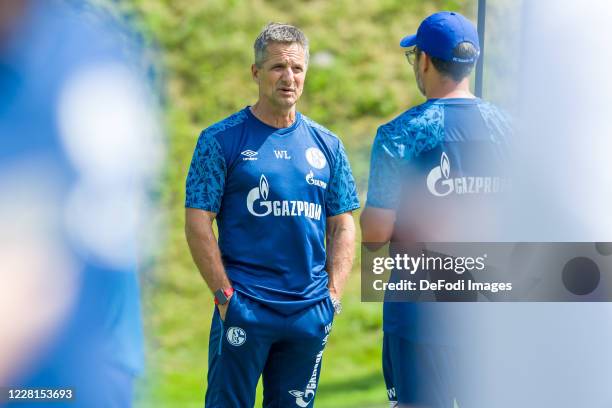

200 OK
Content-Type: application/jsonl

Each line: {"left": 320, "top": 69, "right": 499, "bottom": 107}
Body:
{"left": 214, "top": 287, "right": 234, "bottom": 305}
{"left": 331, "top": 297, "right": 342, "bottom": 315}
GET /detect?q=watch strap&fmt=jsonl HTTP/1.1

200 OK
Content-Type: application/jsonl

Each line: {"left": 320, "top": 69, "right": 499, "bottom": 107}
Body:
{"left": 331, "top": 297, "right": 342, "bottom": 315}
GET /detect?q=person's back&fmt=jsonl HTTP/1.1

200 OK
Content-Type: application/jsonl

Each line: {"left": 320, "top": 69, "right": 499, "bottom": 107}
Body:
{"left": 370, "top": 97, "right": 511, "bottom": 244}
{"left": 375, "top": 96, "right": 511, "bottom": 343}
{"left": 361, "top": 11, "right": 512, "bottom": 407}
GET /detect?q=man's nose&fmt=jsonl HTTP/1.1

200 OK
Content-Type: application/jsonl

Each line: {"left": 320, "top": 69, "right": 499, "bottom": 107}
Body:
{"left": 280, "top": 67, "right": 294, "bottom": 83}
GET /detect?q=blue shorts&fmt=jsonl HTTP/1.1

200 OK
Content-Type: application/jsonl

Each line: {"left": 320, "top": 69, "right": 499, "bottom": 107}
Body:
{"left": 205, "top": 292, "right": 334, "bottom": 407}
{"left": 383, "top": 332, "right": 467, "bottom": 408}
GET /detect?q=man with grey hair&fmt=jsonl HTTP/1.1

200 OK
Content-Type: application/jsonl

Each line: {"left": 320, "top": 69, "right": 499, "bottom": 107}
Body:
{"left": 185, "top": 22, "right": 359, "bottom": 407}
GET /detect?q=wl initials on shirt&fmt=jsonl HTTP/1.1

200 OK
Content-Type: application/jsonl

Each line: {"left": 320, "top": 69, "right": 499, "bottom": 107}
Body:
{"left": 273, "top": 150, "right": 291, "bottom": 160}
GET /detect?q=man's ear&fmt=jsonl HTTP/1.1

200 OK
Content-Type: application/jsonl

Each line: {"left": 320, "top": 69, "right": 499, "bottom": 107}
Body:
{"left": 251, "top": 64, "right": 259, "bottom": 83}
{"left": 421, "top": 52, "right": 431, "bottom": 72}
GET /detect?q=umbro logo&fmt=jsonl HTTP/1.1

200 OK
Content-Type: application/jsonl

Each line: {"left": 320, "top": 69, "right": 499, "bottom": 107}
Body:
{"left": 241, "top": 150, "right": 258, "bottom": 161}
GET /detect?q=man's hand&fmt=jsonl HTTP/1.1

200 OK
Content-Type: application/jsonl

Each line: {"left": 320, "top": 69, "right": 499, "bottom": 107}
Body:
{"left": 329, "top": 285, "right": 339, "bottom": 304}
{"left": 217, "top": 293, "right": 233, "bottom": 321}
{"left": 329, "top": 289, "right": 340, "bottom": 301}
{"left": 328, "top": 293, "right": 343, "bottom": 315}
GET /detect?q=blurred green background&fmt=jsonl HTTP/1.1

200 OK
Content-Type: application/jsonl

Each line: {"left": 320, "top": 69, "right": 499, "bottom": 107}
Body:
{"left": 110, "top": 0, "right": 478, "bottom": 406}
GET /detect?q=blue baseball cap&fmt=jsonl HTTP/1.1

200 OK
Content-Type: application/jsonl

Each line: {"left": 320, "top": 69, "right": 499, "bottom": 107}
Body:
{"left": 400, "top": 11, "right": 480, "bottom": 63}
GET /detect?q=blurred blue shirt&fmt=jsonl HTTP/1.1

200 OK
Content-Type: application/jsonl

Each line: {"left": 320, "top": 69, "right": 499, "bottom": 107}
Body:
{"left": 1, "top": 1, "right": 159, "bottom": 401}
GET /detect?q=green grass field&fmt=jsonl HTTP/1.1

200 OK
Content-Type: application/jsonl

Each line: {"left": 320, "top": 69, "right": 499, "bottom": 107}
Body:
{"left": 123, "top": 0, "right": 474, "bottom": 405}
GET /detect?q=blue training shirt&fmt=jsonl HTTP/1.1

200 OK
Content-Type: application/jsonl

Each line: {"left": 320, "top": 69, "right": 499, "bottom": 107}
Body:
{"left": 366, "top": 98, "right": 512, "bottom": 343}
{"left": 186, "top": 107, "right": 360, "bottom": 315}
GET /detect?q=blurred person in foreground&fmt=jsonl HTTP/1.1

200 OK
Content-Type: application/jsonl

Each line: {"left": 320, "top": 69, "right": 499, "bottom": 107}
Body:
{"left": 360, "top": 11, "right": 511, "bottom": 408}
{"left": 185, "top": 22, "right": 359, "bottom": 407}
{"left": 0, "top": 1, "right": 161, "bottom": 406}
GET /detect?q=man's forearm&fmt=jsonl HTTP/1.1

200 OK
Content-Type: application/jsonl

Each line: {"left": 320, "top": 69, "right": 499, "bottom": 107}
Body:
{"left": 326, "top": 213, "right": 356, "bottom": 299}
{"left": 185, "top": 210, "right": 231, "bottom": 292}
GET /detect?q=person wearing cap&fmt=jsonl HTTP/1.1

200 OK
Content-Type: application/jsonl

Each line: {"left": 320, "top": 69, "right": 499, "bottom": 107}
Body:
{"left": 185, "top": 22, "right": 359, "bottom": 407}
{"left": 360, "top": 11, "right": 512, "bottom": 408}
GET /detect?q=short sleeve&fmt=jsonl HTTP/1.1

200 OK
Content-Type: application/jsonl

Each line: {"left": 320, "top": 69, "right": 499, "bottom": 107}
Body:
{"left": 185, "top": 130, "right": 226, "bottom": 212}
{"left": 365, "top": 126, "right": 402, "bottom": 209}
{"left": 325, "top": 141, "right": 360, "bottom": 216}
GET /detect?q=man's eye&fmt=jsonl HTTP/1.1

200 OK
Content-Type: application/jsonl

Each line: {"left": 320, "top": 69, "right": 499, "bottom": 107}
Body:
{"left": 293, "top": 67, "right": 303, "bottom": 73}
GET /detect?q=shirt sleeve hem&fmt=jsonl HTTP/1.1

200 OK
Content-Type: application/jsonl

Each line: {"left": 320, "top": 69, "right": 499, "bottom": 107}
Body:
{"left": 364, "top": 199, "right": 396, "bottom": 210}
{"left": 185, "top": 202, "right": 220, "bottom": 213}
{"left": 327, "top": 203, "right": 361, "bottom": 217}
